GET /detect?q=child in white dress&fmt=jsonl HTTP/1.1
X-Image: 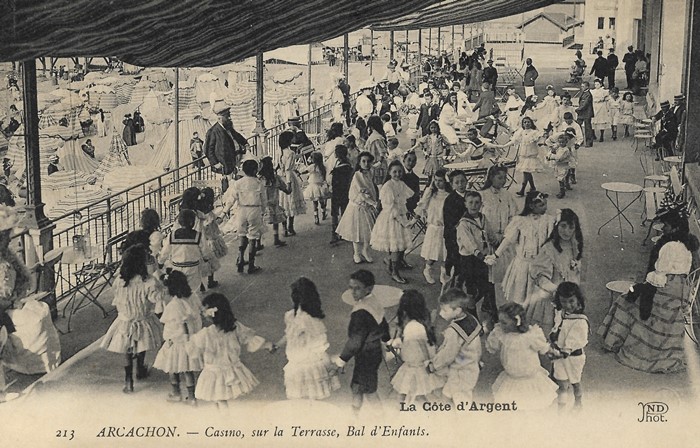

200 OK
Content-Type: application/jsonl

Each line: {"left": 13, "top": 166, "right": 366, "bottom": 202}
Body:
{"left": 545, "top": 133, "right": 572, "bottom": 199}
{"left": 304, "top": 152, "right": 331, "bottom": 225}
{"left": 619, "top": 92, "right": 635, "bottom": 137}
{"left": 153, "top": 270, "right": 203, "bottom": 405}
{"left": 189, "top": 293, "right": 274, "bottom": 408}
{"left": 370, "top": 160, "right": 415, "bottom": 284}
{"left": 141, "top": 208, "right": 164, "bottom": 276}
{"left": 499, "top": 116, "right": 543, "bottom": 197}
{"left": 487, "top": 191, "right": 556, "bottom": 305}
{"left": 486, "top": 303, "right": 557, "bottom": 410}
{"left": 416, "top": 169, "right": 451, "bottom": 284}
{"left": 390, "top": 290, "right": 444, "bottom": 404}
{"left": 275, "top": 277, "right": 340, "bottom": 400}
{"left": 198, "top": 187, "right": 226, "bottom": 290}
{"left": 428, "top": 289, "right": 482, "bottom": 403}
{"left": 336, "top": 151, "right": 379, "bottom": 264}
{"left": 411, "top": 121, "right": 446, "bottom": 182}
{"left": 480, "top": 165, "right": 519, "bottom": 307}
{"left": 278, "top": 131, "right": 307, "bottom": 236}
{"left": 549, "top": 282, "right": 589, "bottom": 411}
{"left": 608, "top": 87, "right": 622, "bottom": 140}
{"left": 101, "top": 245, "right": 164, "bottom": 393}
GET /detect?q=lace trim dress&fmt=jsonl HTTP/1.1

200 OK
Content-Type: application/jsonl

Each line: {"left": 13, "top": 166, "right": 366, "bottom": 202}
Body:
{"left": 283, "top": 310, "right": 340, "bottom": 400}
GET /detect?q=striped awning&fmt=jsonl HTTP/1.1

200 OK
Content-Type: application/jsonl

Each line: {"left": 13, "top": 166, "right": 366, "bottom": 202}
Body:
{"left": 0, "top": 0, "right": 442, "bottom": 67}
{"left": 370, "top": 0, "right": 561, "bottom": 31}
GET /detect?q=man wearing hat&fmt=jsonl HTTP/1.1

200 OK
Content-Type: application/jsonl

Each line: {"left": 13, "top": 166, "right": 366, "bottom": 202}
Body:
{"left": 286, "top": 116, "right": 314, "bottom": 152}
{"left": 204, "top": 102, "right": 249, "bottom": 179}
{"left": 523, "top": 58, "right": 539, "bottom": 98}
{"left": 652, "top": 100, "right": 679, "bottom": 160}
{"left": 482, "top": 59, "right": 498, "bottom": 92}
{"left": 673, "top": 94, "right": 686, "bottom": 151}
{"left": 384, "top": 60, "right": 401, "bottom": 95}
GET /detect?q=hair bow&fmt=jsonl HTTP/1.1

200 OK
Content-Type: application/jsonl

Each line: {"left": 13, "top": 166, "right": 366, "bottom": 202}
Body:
{"left": 515, "top": 315, "right": 521, "bottom": 326}
{"left": 555, "top": 209, "right": 562, "bottom": 224}
{"left": 204, "top": 307, "right": 217, "bottom": 318}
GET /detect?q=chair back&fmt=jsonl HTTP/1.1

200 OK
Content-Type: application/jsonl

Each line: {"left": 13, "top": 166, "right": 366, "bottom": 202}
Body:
{"left": 670, "top": 166, "right": 683, "bottom": 198}
{"left": 105, "top": 230, "right": 129, "bottom": 264}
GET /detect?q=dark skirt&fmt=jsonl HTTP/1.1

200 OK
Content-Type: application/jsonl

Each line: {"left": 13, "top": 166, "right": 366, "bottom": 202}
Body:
{"left": 350, "top": 343, "right": 383, "bottom": 394}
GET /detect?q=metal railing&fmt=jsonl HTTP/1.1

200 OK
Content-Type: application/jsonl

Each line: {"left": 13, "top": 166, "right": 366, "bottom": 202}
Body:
{"left": 14, "top": 160, "right": 219, "bottom": 301}
{"left": 16, "top": 75, "right": 423, "bottom": 306}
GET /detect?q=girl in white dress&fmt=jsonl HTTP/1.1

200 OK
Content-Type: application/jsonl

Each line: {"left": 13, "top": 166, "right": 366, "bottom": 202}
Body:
{"left": 618, "top": 92, "right": 635, "bottom": 137}
{"left": 336, "top": 151, "right": 379, "bottom": 264}
{"left": 275, "top": 277, "right": 340, "bottom": 400}
{"left": 416, "top": 169, "right": 451, "bottom": 285}
{"left": 101, "top": 245, "right": 164, "bottom": 393}
{"left": 480, "top": 165, "right": 519, "bottom": 307}
{"left": 499, "top": 116, "right": 543, "bottom": 197}
{"left": 370, "top": 160, "right": 415, "bottom": 284}
{"left": 390, "top": 290, "right": 444, "bottom": 403}
{"left": 528, "top": 208, "right": 583, "bottom": 334}
{"left": 411, "top": 120, "right": 446, "bottom": 184}
{"left": 502, "top": 86, "right": 525, "bottom": 131}
{"left": 591, "top": 78, "right": 611, "bottom": 142}
{"left": 278, "top": 131, "right": 307, "bottom": 236}
{"left": 534, "top": 86, "right": 560, "bottom": 129}
{"left": 487, "top": 191, "right": 556, "bottom": 305}
{"left": 608, "top": 87, "right": 622, "bottom": 140}
{"left": 438, "top": 92, "right": 464, "bottom": 148}
{"left": 304, "top": 152, "right": 331, "bottom": 225}
{"left": 153, "top": 270, "right": 203, "bottom": 405}
{"left": 486, "top": 303, "right": 558, "bottom": 410}
{"left": 189, "top": 293, "right": 275, "bottom": 408}
{"left": 549, "top": 282, "right": 589, "bottom": 411}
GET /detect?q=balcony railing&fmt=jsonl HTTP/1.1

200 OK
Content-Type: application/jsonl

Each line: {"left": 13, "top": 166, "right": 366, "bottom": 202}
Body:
{"left": 14, "top": 87, "right": 371, "bottom": 304}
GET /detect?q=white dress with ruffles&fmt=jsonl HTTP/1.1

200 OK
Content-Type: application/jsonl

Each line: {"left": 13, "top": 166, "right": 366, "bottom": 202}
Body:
{"left": 101, "top": 277, "right": 164, "bottom": 354}
{"left": 417, "top": 189, "right": 449, "bottom": 262}
{"left": 153, "top": 296, "right": 204, "bottom": 373}
{"left": 283, "top": 310, "right": 340, "bottom": 400}
{"left": 486, "top": 324, "right": 557, "bottom": 410}
{"left": 189, "top": 323, "right": 264, "bottom": 402}
{"left": 390, "top": 320, "right": 444, "bottom": 398}
{"left": 370, "top": 179, "right": 414, "bottom": 252}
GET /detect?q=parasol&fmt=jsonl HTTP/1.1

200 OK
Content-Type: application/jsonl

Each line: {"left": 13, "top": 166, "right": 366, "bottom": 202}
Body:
{"left": 271, "top": 68, "right": 304, "bottom": 84}
{"left": 94, "top": 133, "right": 132, "bottom": 180}
{"left": 45, "top": 185, "right": 120, "bottom": 220}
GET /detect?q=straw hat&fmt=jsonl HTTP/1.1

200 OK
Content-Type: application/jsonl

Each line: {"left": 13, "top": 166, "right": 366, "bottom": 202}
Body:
{"left": 0, "top": 205, "right": 19, "bottom": 232}
{"left": 212, "top": 101, "right": 231, "bottom": 115}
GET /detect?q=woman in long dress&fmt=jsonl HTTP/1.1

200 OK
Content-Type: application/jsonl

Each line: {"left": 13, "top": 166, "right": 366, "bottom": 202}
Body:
{"left": 590, "top": 78, "right": 610, "bottom": 142}
{"left": 599, "top": 208, "right": 699, "bottom": 373}
{"left": 438, "top": 92, "right": 463, "bottom": 148}
{"left": 122, "top": 114, "right": 137, "bottom": 146}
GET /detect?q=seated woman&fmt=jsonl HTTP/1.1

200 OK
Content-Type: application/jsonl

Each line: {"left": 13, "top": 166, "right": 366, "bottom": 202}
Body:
{"left": 598, "top": 205, "right": 698, "bottom": 373}
{"left": 0, "top": 205, "right": 30, "bottom": 402}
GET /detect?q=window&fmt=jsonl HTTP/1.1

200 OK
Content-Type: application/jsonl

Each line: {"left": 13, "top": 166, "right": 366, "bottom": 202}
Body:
{"left": 609, "top": 18, "right": 616, "bottom": 30}
{"left": 598, "top": 17, "right": 605, "bottom": 29}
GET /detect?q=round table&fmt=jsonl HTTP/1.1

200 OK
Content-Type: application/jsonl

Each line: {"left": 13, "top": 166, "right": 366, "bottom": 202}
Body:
{"left": 443, "top": 161, "right": 480, "bottom": 170}
{"left": 598, "top": 182, "right": 643, "bottom": 243}
{"left": 605, "top": 280, "right": 634, "bottom": 300}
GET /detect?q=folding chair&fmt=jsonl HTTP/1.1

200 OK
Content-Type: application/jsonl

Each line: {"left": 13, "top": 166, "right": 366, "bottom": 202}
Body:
{"left": 405, "top": 215, "right": 427, "bottom": 256}
{"left": 72, "top": 230, "right": 129, "bottom": 315}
